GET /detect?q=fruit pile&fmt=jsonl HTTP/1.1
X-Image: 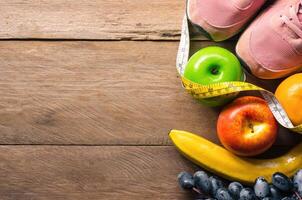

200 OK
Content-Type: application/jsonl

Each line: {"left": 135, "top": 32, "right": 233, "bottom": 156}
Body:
{"left": 170, "top": 130, "right": 302, "bottom": 184}
{"left": 172, "top": 46, "right": 302, "bottom": 184}
{"left": 178, "top": 169, "right": 302, "bottom": 200}
{"left": 173, "top": 15, "right": 302, "bottom": 199}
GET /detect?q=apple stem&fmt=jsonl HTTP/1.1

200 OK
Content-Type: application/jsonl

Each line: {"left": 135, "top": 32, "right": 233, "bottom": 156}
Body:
{"left": 211, "top": 68, "right": 219, "bottom": 75}
{"left": 248, "top": 123, "right": 254, "bottom": 133}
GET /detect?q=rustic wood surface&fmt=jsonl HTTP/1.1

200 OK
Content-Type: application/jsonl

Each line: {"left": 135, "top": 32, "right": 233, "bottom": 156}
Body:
{"left": 0, "top": 0, "right": 300, "bottom": 199}
{"left": 0, "top": 0, "right": 186, "bottom": 40}
{"left": 0, "top": 146, "right": 198, "bottom": 200}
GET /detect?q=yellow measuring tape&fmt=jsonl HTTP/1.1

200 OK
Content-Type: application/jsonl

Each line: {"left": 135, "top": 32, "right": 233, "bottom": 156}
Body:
{"left": 176, "top": 14, "right": 302, "bottom": 134}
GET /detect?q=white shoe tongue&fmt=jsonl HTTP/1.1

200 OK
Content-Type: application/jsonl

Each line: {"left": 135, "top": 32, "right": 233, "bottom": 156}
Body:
{"left": 232, "top": 0, "right": 254, "bottom": 9}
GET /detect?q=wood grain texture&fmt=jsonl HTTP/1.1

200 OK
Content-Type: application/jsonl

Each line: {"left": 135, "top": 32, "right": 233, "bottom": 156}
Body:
{"left": 1, "top": 1, "right": 298, "bottom": 200}
{"left": 0, "top": 0, "right": 189, "bottom": 40}
{"left": 0, "top": 40, "right": 300, "bottom": 145}
{"left": 0, "top": 146, "right": 197, "bottom": 200}
{"left": 0, "top": 40, "right": 219, "bottom": 144}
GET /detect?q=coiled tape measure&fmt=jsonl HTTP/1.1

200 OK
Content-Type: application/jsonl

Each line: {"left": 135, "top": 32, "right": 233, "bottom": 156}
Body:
{"left": 176, "top": 14, "right": 302, "bottom": 133}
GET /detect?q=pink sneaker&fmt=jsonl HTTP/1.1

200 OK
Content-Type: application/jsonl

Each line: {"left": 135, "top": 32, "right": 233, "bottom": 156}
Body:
{"left": 187, "top": 0, "right": 266, "bottom": 41}
{"left": 236, "top": 0, "right": 302, "bottom": 79}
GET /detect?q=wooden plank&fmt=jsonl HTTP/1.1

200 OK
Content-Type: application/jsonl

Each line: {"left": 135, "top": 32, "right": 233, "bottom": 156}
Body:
{"left": 0, "top": 41, "right": 299, "bottom": 145}
{"left": 0, "top": 146, "right": 197, "bottom": 200}
{"left": 0, "top": 0, "right": 191, "bottom": 40}
{"left": 0, "top": 41, "right": 219, "bottom": 145}
{"left": 0, "top": 145, "right": 295, "bottom": 199}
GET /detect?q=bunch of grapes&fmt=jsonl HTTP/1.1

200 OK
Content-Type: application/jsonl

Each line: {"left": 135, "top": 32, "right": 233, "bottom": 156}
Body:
{"left": 178, "top": 169, "right": 302, "bottom": 200}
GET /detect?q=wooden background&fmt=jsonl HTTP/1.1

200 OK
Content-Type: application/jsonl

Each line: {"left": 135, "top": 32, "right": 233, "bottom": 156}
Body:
{"left": 0, "top": 1, "right": 301, "bottom": 199}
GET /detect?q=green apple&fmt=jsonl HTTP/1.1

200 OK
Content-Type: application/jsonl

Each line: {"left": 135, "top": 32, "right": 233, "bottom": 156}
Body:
{"left": 184, "top": 46, "right": 244, "bottom": 107}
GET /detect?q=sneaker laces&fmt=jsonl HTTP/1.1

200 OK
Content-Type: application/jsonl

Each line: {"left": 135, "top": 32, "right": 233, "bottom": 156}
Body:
{"left": 280, "top": 1, "right": 302, "bottom": 38}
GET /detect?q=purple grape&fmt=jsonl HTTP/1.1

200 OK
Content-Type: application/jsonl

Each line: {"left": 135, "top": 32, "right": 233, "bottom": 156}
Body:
{"left": 216, "top": 188, "right": 234, "bottom": 200}
{"left": 239, "top": 188, "right": 257, "bottom": 200}
{"left": 254, "top": 177, "right": 270, "bottom": 198}
{"left": 194, "top": 171, "right": 211, "bottom": 194}
{"left": 228, "top": 182, "right": 243, "bottom": 199}
{"left": 272, "top": 172, "right": 293, "bottom": 192}
{"left": 293, "top": 169, "right": 302, "bottom": 190}
{"left": 269, "top": 185, "right": 283, "bottom": 200}
{"left": 209, "top": 176, "right": 224, "bottom": 196}
{"left": 178, "top": 171, "right": 195, "bottom": 190}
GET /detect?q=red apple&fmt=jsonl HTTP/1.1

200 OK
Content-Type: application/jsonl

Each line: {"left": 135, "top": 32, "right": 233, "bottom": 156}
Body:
{"left": 217, "top": 96, "right": 278, "bottom": 157}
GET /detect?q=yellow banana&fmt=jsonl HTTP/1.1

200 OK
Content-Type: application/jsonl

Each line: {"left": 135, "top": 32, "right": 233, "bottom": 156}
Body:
{"left": 169, "top": 130, "right": 302, "bottom": 184}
